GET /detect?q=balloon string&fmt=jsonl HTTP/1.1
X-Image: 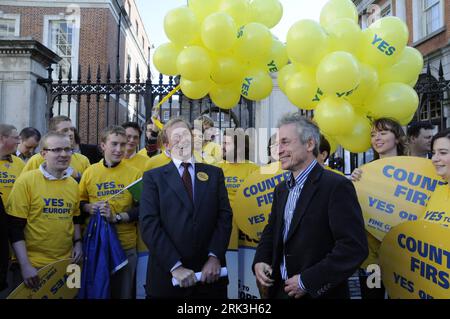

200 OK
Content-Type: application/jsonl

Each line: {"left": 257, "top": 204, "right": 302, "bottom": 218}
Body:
{"left": 151, "top": 84, "right": 181, "bottom": 130}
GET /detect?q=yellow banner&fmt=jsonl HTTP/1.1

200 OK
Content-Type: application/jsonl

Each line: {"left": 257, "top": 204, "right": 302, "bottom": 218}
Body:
{"left": 7, "top": 259, "right": 79, "bottom": 299}
{"left": 354, "top": 156, "right": 444, "bottom": 241}
{"left": 234, "top": 163, "right": 289, "bottom": 241}
{"left": 380, "top": 220, "right": 450, "bottom": 299}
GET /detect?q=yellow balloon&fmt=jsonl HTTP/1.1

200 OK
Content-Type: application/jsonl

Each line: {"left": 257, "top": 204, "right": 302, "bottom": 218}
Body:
{"left": 249, "top": 0, "right": 283, "bottom": 28}
{"left": 188, "top": 0, "right": 221, "bottom": 22}
{"left": 201, "top": 12, "right": 237, "bottom": 52}
{"left": 360, "top": 16, "right": 409, "bottom": 70}
{"left": 336, "top": 114, "right": 372, "bottom": 153}
{"left": 399, "top": 112, "right": 416, "bottom": 126}
{"left": 314, "top": 96, "right": 355, "bottom": 136}
{"left": 277, "top": 64, "right": 296, "bottom": 93}
{"left": 210, "top": 82, "right": 242, "bottom": 109}
{"left": 235, "top": 22, "right": 272, "bottom": 63}
{"left": 153, "top": 42, "right": 182, "bottom": 76}
{"left": 379, "top": 47, "right": 424, "bottom": 85}
{"left": 286, "top": 20, "right": 328, "bottom": 67}
{"left": 326, "top": 18, "right": 362, "bottom": 55}
{"left": 324, "top": 134, "right": 339, "bottom": 154}
{"left": 366, "top": 83, "right": 419, "bottom": 122}
{"left": 176, "top": 46, "right": 212, "bottom": 81}
{"left": 285, "top": 70, "right": 323, "bottom": 110}
{"left": 316, "top": 51, "right": 361, "bottom": 96}
{"left": 241, "top": 68, "right": 273, "bottom": 101}
{"left": 320, "top": 0, "right": 358, "bottom": 30}
{"left": 219, "top": 0, "right": 251, "bottom": 27}
{"left": 265, "top": 38, "right": 288, "bottom": 73}
{"left": 164, "top": 7, "right": 199, "bottom": 46}
{"left": 347, "top": 63, "right": 379, "bottom": 105}
{"left": 211, "top": 55, "right": 243, "bottom": 84}
{"left": 180, "top": 77, "right": 212, "bottom": 100}
{"left": 408, "top": 76, "right": 419, "bottom": 88}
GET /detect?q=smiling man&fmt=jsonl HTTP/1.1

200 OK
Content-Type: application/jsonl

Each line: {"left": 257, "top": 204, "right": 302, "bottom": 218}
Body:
{"left": 253, "top": 112, "right": 368, "bottom": 299}
{"left": 7, "top": 132, "right": 82, "bottom": 290}
{"left": 140, "top": 117, "right": 232, "bottom": 298}
{"left": 79, "top": 126, "right": 141, "bottom": 299}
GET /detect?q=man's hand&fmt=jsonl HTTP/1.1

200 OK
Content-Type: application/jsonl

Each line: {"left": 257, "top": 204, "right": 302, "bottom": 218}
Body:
{"left": 254, "top": 262, "right": 274, "bottom": 288}
{"left": 200, "top": 256, "right": 221, "bottom": 284}
{"left": 171, "top": 266, "right": 197, "bottom": 288}
{"left": 285, "top": 275, "right": 306, "bottom": 299}
{"left": 72, "top": 242, "right": 83, "bottom": 264}
{"left": 21, "top": 263, "right": 39, "bottom": 289}
{"left": 350, "top": 168, "right": 363, "bottom": 182}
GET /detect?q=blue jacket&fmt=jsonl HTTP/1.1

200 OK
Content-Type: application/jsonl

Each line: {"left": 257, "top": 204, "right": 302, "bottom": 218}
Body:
{"left": 78, "top": 211, "right": 128, "bottom": 299}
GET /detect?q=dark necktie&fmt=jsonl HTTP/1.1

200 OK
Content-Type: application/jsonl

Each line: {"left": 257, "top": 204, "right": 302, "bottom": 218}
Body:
{"left": 181, "top": 162, "right": 193, "bottom": 201}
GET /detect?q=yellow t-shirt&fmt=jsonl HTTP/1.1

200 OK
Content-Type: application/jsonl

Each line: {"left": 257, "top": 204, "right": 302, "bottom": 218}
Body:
{"left": 23, "top": 153, "right": 90, "bottom": 180}
{"left": 201, "top": 142, "right": 223, "bottom": 165}
{"left": 216, "top": 161, "right": 259, "bottom": 250}
{"left": 0, "top": 155, "right": 25, "bottom": 203}
{"left": 123, "top": 153, "right": 152, "bottom": 174}
{"left": 79, "top": 161, "right": 142, "bottom": 250}
{"left": 137, "top": 148, "right": 149, "bottom": 158}
{"left": 6, "top": 170, "right": 80, "bottom": 268}
{"left": 422, "top": 183, "right": 450, "bottom": 227}
{"left": 147, "top": 152, "right": 171, "bottom": 170}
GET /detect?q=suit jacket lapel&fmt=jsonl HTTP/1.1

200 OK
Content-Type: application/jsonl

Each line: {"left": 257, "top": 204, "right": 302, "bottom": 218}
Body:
{"left": 163, "top": 162, "right": 194, "bottom": 210}
{"left": 274, "top": 184, "right": 289, "bottom": 253}
{"left": 285, "top": 164, "right": 322, "bottom": 243}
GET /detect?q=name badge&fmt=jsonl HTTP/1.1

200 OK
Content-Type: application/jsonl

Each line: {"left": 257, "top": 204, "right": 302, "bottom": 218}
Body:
{"left": 197, "top": 172, "right": 209, "bottom": 182}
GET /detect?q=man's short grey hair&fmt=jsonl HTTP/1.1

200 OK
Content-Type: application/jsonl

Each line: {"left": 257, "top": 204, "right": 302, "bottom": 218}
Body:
{"left": 278, "top": 112, "right": 320, "bottom": 157}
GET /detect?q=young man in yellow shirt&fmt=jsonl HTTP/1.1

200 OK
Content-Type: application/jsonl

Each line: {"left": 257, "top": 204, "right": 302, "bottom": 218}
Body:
{"left": 121, "top": 122, "right": 152, "bottom": 173}
{"left": 0, "top": 124, "right": 24, "bottom": 204}
{"left": 7, "top": 132, "right": 83, "bottom": 289}
{"left": 23, "top": 116, "right": 90, "bottom": 181}
{"left": 79, "top": 126, "right": 141, "bottom": 299}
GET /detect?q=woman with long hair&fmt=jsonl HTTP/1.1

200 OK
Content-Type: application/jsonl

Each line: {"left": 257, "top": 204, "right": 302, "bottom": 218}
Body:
{"left": 351, "top": 117, "right": 408, "bottom": 299}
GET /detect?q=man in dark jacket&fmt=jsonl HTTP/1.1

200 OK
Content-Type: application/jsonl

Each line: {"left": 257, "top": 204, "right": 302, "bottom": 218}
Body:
{"left": 253, "top": 113, "right": 368, "bottom": 299}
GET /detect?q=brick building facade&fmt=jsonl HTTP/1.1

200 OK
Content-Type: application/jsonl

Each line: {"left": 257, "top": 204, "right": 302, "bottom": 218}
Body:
{"left": 0, "top": 0, "right": 151, "bottom": 143}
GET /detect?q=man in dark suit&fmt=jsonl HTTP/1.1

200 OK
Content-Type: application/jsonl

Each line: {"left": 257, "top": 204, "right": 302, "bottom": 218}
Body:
{"left": 253, "top": 113, "right": 368, "bottom": 299}
{"left": 140, "top": 118, "right": 232, "bottom": 298}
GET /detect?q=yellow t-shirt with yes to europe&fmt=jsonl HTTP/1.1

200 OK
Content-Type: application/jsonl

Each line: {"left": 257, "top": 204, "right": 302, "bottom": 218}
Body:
{"left": 422, "top": 183, "right": 450, "bottom": 227}
{"left": 6, "top": 170, "right": 80, "bottom": 268}
{"left": 0, "top": 155, "right": 25, "bottom": 203}
{"left": 79, "top": 161, "right": 142, "bottom": 250}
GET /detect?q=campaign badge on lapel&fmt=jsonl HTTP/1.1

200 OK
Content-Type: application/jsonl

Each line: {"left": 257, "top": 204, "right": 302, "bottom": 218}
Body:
{"left": 197, "top": 172, "right": 209, "bottom": 182}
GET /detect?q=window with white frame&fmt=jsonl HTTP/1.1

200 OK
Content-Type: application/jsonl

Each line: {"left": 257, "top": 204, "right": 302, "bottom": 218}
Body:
{"left": 423, "top": 0, "right": 442, "bottom": 36}
{"left": 0, "top": 15, "right": 20, "bottom": 37}
{"left": 49, "top": 20, "right": 75, "bottom": 79}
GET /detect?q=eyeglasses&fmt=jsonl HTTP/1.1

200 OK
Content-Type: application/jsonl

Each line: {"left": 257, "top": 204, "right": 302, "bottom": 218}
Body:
{"left": 43, "top": 147, "right": 74, "bottom": 154}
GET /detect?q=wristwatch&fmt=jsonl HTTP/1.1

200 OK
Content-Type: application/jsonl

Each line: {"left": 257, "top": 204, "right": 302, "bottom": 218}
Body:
{"left": 115, "top": 213, "right": 123, "bottom": 224}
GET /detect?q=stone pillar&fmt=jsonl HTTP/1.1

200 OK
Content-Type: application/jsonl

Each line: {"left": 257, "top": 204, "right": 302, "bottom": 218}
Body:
{"left": 0, "top": 38, "right": 60, "bottom": 134}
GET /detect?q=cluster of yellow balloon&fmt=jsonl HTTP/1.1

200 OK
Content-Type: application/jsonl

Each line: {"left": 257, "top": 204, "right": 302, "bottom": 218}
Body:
{"left": 153, "top": 0, "right": 286, "bottom": 109}
{"left": 280, "top": 0, "right": 423, "bottom": 153}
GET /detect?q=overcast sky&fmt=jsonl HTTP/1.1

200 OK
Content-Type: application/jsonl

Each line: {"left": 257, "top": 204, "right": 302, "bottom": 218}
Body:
{"left": 135, "top": 0, "right": 328, "bottom": 47}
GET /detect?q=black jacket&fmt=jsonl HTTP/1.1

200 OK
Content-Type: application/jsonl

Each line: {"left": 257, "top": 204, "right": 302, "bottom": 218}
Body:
{"left": 139, "top": 161, "right": 232, "bottom": 298}
{"left": 253, "top": 164, "right": 368, "bottom": 299}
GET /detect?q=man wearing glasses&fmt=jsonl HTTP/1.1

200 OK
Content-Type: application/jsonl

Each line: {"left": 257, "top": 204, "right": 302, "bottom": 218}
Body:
{"left": 6, "top": 132, "right": 83, "bottom": 290}
{"left": 22, "top": 116, "right": 90, "bottom": 182}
